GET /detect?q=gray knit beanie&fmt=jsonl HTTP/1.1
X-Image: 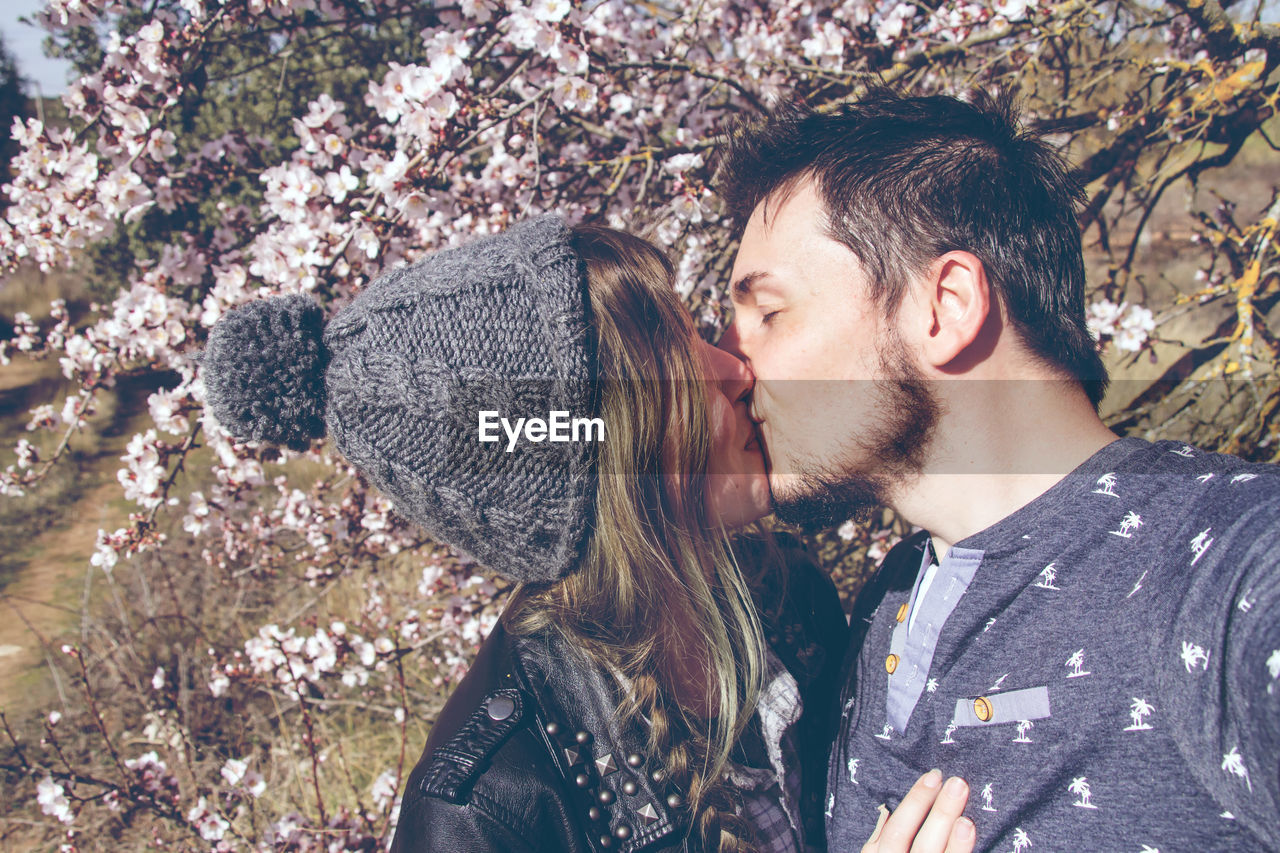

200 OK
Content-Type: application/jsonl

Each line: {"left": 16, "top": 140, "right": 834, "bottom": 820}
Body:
{"left": 200, "top": 215, "right": 597, "bottom": 584}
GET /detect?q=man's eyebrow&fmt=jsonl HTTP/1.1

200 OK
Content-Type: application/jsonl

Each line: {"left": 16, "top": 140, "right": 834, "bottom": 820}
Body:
{"left": 731, "top": 271, "right": 766, "bottom": 301}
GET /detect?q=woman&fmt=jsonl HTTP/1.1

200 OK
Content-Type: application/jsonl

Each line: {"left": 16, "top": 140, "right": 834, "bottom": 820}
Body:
{"left": 201, "top": 216, "right": 973, "bottom": 852}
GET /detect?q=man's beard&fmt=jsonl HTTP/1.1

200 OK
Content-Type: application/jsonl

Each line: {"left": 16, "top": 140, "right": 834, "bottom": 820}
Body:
{"left": 771, "top": 335, "right": 940, "bottom": 530}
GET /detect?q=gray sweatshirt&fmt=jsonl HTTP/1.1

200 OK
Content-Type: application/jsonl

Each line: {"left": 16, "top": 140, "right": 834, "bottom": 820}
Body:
{"left": 827, "top": 437, "right": 1280, "bottom": 852}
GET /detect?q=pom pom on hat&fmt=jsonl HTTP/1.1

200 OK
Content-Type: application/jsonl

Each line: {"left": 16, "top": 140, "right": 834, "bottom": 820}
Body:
{"left": 202, "top": 294, "right": 329, "bottom": 451}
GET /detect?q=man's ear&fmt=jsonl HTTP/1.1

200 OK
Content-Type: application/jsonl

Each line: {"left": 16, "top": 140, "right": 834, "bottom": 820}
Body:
{"left": 914, "top": 251, "right": 991, "bottom": 369}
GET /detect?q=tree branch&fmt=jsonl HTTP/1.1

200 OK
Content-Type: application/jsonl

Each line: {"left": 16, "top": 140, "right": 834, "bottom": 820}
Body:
{"left": 1166, "top": 0, "right": 1280, "bottom": 56}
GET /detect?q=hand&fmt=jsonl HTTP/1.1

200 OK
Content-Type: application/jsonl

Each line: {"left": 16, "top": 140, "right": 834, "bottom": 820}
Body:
{"left": 860, "top": 769, "right": 975, "bottom": 853}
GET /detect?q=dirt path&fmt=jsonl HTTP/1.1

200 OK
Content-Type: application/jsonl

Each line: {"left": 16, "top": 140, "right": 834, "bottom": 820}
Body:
{"left": 0, "top": 358, "right": 149, "bottom": 709}
{"left": 0, "top": 478, "right": 124, "bottom": 705}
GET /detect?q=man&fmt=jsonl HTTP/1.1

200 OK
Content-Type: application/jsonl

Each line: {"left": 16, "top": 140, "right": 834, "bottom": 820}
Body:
{"left": 716, "top": 89, "right": 1280, "bottom": 851}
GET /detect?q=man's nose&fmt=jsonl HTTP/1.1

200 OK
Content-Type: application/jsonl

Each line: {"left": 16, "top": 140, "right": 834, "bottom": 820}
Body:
{"left": 717, "top": 322, "right": 745, "bottom": 361}
{"left": 719, "top": 351, "right": 754, "bottom": 405}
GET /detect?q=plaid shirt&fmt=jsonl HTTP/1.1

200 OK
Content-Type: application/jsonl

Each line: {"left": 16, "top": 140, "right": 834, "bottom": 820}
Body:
{"left": 607, "top": 644, "right": 807, "bottom": 852}
{"left": 724, "top": 644, "right": 808, "bottom": 853}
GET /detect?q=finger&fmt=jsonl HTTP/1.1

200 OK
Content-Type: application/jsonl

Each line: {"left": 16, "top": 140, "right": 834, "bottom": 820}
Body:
{"left": 908, "top": 776, "right": 970, "bottom": 853}
{"left": 874, "top": 769, "right": 943, "bottom": 852}
{"left": 862, "top": 803, "right": 891, "bottom": 852}
{"left": 944, "top": 816, "right": 976, "bottom": 853}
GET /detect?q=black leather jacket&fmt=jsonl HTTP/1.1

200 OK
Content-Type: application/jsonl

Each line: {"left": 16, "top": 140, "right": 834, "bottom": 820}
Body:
{"left": 391, "top": 543, "right": 849, "bottom": 853}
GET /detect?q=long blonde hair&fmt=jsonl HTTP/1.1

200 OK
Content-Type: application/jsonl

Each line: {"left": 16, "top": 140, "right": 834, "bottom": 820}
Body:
{"left": 505, "top": 225, "right": 767, "bottom": 852}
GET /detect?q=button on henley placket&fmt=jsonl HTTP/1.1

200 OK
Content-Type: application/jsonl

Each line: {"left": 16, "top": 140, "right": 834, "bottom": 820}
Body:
{"left": 884, "top": 543, "right": 984, "bottom": 734}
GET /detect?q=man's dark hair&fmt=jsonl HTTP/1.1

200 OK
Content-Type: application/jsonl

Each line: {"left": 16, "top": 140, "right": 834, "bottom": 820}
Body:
{"left": 717, "top": 87, "right": 1108, "bottom": 406}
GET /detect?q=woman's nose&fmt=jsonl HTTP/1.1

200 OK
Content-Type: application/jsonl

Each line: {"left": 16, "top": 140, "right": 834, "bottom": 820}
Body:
{"left": 703, "top": 340, "right": 754, "bottom": 403}
{"left": 717, "top": 323, "right": 744, "bottom": 360}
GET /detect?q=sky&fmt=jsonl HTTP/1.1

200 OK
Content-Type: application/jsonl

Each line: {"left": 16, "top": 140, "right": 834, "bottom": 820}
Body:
{"left": 2, "top": 0, "right": 75, "bottom": 96}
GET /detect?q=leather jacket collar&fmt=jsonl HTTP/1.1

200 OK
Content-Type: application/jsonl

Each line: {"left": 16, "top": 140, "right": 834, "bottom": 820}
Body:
{"left": 511, "top": 627, "right": 689, "bottom": 851}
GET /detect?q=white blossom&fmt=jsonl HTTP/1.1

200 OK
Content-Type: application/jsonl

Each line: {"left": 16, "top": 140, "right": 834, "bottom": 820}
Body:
{"left": 551, "top": 76, "right": 598, "bottom": 113}
{"left": 186, "top": 796, "right": 229, "bottom": 841}
{"left": 38, "top": 776, "right": 74, "bottom": 824}
{"left": 876, "top": 4, "right": 917, "bottom": 46}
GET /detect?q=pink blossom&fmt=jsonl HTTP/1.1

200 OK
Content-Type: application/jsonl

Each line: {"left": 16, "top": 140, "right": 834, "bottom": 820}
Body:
{"left": 148, "top": 389, "right": 190, "bottom": 435}
{"left": 186, "top": 797, "right": 229, "bottom": 842}
{"left": 37, "top": 776, "right": 74, "bottom": 824}
{"left": 876, "top": 3, "right": 917, "bottom": 45}
{"left": 208, "top": 669, "right": 230, "bottom": 698}
{"left": 124, "top": 751, "right": 177, "bottom": 799}
{"left": 221, "top": 757, "right": 267, "bottom": 797}
{"left": 530, "top": 0, "right": 572, "bottom": 24}
{"left": 1087, "top": 299, "right": 1157, "bottom": 352}
{"left": 801, "top": 21, "right": 845, "bottom": 69}
{"left": 459, "top": 0, "right": 494, "bottom": 21}
{"left": 663, "top": 153, "right": 705, "bottom": 174}
{"left": 371, "top": 769, "right": 399, "bottom": 809}
{"left": 993, "top": 0, "right": 1031, "bottom": 20}
{"left": 551, "top": 76, "right": 598, "bottom": 113}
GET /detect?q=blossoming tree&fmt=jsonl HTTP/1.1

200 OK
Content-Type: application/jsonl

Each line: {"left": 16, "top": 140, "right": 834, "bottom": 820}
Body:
{"left": 2, "top": 0, "right": 1277, "bottom": 848}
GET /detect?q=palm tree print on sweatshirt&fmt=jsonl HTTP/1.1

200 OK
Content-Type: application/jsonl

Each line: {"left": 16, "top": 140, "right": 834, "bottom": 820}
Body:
{"left": 980, "top": 783, "right": 996, "bottom": 811}
{"left": 1010, "top": 827, "right": 1032, "bottom": 852}
{"left": 1222, "top": 746, "right": 1252, "bottom": 792}
{"left": 1013, "top": 719, "right": 1033, "bottom": 743}
{"left": 1190, "top": 528, "right": 1214, "bottom": 565}
{"left": 1035, "top": 563, "right": 1060, "bottom": 590}
{"left": 1110, "top": 511, "right": 1143, "bottom": 538}
{"left": 1125, "top": 698, "right": 1154, "bottom": 731}
{"left": 1092, "top": 472, "right": 1119, "bottom": 496}
{"left": 1180, "top": 641, "right": 1210, "bottom": 673}
{"left": 1066, "top": 649, "right": 1091, "bottom": 678}
{"left": 1068, "top": 776, "right": 1098, "bottom": 809}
